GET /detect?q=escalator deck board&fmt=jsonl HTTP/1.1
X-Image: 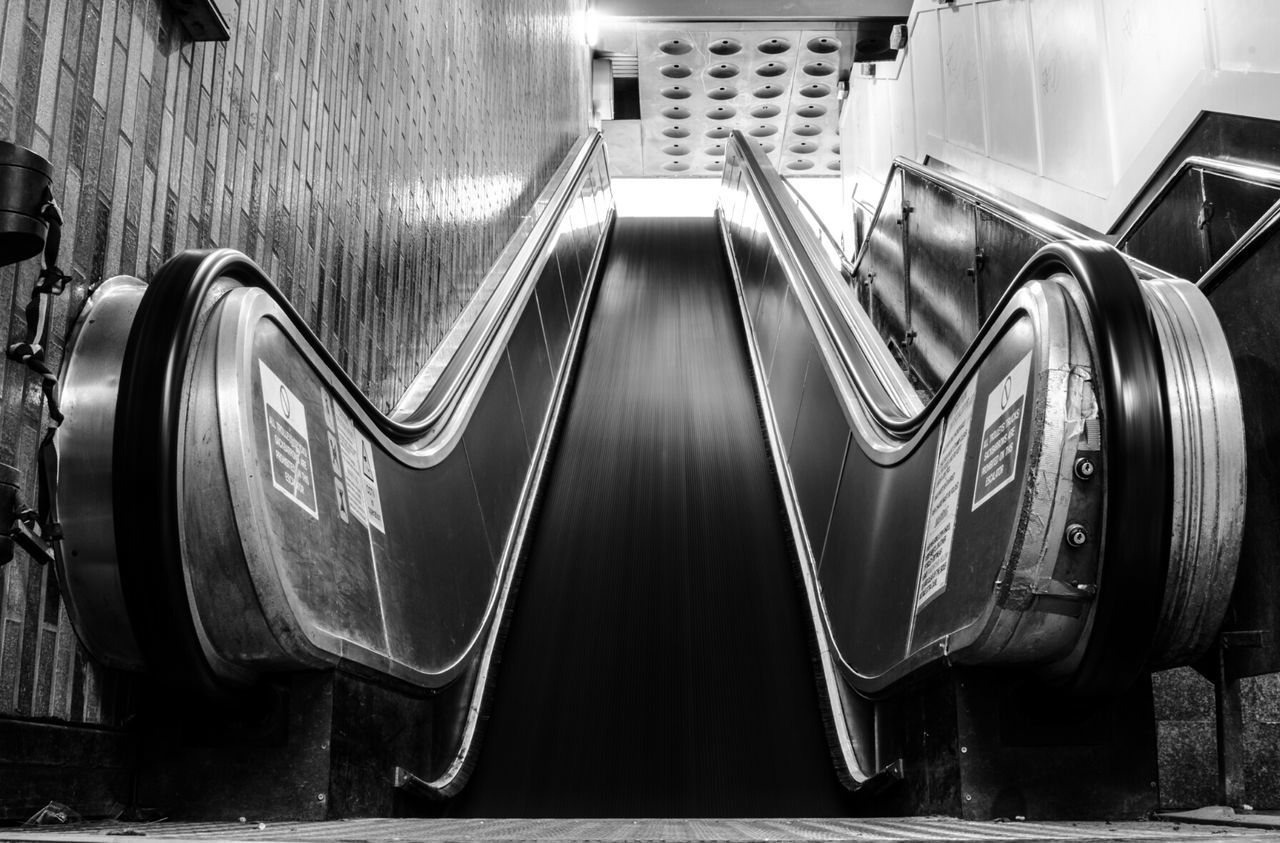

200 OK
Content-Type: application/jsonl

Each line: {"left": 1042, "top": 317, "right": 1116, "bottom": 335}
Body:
{"left": 452, "top": 217, "right": 851, "bottom": 817}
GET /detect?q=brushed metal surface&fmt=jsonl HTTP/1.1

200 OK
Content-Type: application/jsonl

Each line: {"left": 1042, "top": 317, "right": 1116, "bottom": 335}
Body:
{"left": 718, "top": 132, "right": 1201, "bottom": 699}
{"left": 506, "top": 301, "right": 556, "bottom": 456}
{"left": 53, "top": 276, "right": 148, "bottom": 671}
{"left": 463, "top": 355, "right": 534, "bottom": 562}
{"left": 841, "top": 148, "right": 1247, "bottom": 678}
{"left": 766, "top": 288, "right": 813, "bottom": 448}
{"left": 535, "top": 261, "right": 573, "bottom": 368}
{"left": 52, "top": 135, "right": 617, "bottom": 704}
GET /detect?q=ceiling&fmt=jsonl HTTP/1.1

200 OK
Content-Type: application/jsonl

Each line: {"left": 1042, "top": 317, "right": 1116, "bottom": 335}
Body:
{"left": 592, "top": 7, "right": 907, "bottom": 178}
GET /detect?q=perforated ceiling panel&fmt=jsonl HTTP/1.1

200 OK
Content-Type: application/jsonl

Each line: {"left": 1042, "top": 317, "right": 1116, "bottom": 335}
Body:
{"left": 634, "top": 29, "right": 843, "bottom": 177}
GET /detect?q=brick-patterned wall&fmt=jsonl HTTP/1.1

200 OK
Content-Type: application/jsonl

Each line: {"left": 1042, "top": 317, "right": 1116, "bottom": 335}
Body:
{"left": 0, "top": 0, "right": 588, "bottom": 726}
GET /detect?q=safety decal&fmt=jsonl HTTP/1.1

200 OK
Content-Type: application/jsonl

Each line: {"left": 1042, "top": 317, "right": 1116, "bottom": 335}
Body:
{"left": 914, "top": 379, "right": 976, "bottom": 611}
{"left": 259, "top": 361, "right": 319, "bottom": 519}
{"left": 320, "top": 392, "right": 349, "bottom": 524}
{"left": 972, "top": 351, "right": 1033, "bottom": 511}
{"left": 320, "top": 394, "right": 386, "bottom": 535}
{"left": 335, "top": 410, "right": 368, "bottom": 527}
{"left": 359, "top": 437, "right": 386, "bottom": 533}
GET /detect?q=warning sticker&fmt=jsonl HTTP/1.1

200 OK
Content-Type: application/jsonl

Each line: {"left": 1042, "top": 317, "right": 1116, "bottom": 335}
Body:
{"left": 319, "top": 399, "right": 385, "bottom": 535}
{"left": 359, "top": 437, "right": 386, "bottom": 533}
{"left": 320, "top": 392, "right": 349, "bottom": 524}
{"left": 972, "top": 351, "right": 1033, "bottom": 511}
{"left": 335, "top": 412, "right": 368, "bottom": 527}
{"left": 259, "top": 361, "right": 319, "bottom": 519}
{"left": 914, "top": 380, "right": 976, "bottom": 611}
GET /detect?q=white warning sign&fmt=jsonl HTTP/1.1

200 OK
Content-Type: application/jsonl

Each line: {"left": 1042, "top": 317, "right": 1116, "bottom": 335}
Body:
{"left": 914, "top": 380, "right": 976, "bottom": 611}
{"left": 259, "top": 361, "right": 319, "bottom": 519}
{"left": 335, "top": 411, "right": 368, "bottom": 527}
{"left": 359, "top": 437, "right": 386, "bottom": 533}
{"left": 972, "top": 351, "right": 1033, "bottom": 511}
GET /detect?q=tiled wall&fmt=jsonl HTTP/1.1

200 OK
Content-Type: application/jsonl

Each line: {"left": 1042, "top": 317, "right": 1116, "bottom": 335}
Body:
{"left": 0, "top": 0, "right": 588, "bottom": 725}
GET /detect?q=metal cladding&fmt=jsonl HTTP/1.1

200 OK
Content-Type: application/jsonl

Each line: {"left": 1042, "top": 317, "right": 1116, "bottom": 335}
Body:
{"left": 53, "top": 138, "right": 615, "bottom": 704}
{"left": 718, "top": 131, "right": 1245, "bottom": 698}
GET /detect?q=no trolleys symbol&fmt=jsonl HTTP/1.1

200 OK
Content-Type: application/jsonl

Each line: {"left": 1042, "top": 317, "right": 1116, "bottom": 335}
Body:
{"left": 259, "top": 360, "right": 319, "bottom": 519}
{"left": 972, "top": 352, "right": 1033, "bottom": 511}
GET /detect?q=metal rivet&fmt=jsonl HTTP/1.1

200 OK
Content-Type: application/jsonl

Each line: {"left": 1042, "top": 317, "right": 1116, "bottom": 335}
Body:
{"left": 1074, "top": 456, "right": 1096, "bottom": 480}
{"left": 1066, "top": 523, "right": 1088, "bottom": 548}
{"left": 965, "top": 794, "right": 973, "bottom": 802}
{"left": 960, "top": 746, "right": 968, "bottom": 753}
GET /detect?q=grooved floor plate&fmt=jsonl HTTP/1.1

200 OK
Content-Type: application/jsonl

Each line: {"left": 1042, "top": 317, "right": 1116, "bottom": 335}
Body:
{"left": 1, "top": 818, "right": 1274, "bottom": 842}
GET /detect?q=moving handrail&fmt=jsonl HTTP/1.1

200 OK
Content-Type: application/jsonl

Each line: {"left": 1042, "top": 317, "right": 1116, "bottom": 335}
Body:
{"left": 734, "top": 133, "right": 923, "bottom": 438}
{"left": 719, "top": 131, "right": 1243, "bottom": 708}
{"left": 390, "top": 134, "right": 609, "bottom": 438}
{"left": 54, "top": 132, "right": 614, "bottom": 710}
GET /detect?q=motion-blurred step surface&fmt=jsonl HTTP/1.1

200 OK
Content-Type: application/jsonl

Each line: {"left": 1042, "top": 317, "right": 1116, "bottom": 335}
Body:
{"left": 450, "top": 216, "right": 851, "bottom": 817}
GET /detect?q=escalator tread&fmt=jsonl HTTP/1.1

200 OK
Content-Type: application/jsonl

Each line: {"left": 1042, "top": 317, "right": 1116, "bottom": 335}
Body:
{"left": 451, "top": 217, "right": 852, "bottom": 817}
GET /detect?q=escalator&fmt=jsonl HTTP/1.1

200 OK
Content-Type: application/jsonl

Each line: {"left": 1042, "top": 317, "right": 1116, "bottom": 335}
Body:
{"left": 448, "top": 217, "right": 854, "bottom": 817}
{"left": 41, "top": 129, "right": 1246, "bottom": 820}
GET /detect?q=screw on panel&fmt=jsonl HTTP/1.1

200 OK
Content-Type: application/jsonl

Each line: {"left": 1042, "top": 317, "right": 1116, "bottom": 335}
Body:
{"left": 1066, "top": 523, "right": 1088, "bottom": 548}
{"left": 1074, "top": 456, "right": 1096, "bottom": 480}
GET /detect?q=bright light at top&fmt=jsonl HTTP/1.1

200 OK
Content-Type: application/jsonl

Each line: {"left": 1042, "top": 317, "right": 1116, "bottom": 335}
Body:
{"left": 612, "top": 178, "right": 720, "bottom": 218}
{"left": 584, "top": 7, "right": 600, "bottom": 47}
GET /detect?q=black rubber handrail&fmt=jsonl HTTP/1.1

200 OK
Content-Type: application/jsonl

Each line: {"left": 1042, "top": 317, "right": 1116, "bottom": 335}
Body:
{"left": 731, "top": 134, "right": 1172, "bottom": 694}
{"left": 111, "top": 134, "right": 607, "bottom": 697}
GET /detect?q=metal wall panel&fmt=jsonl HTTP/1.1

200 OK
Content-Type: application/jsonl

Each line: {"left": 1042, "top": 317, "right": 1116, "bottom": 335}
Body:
{"left": 862, "top": 171, "right": 907, "bottom": 341}
{"left": 903, "top": 177, "right": 980, "bottom": 392}
{"left": 766, "top": 290, "right": 812, "bottom": 451}
{"left": 752, "top": 255, "right": 789, "bottom": 379}
{"left": 463, "top": 356, "right": 534, "bottom": 563}
{"left": 1202, "top": 171, "right": 1280, "bottom": 268}
{"left": 1120, "top": 172, "right": 1207, "bottom": 282}
{"left": 506, "top": 304, "right": 556, "bottom": 456}
{"left": 974, "top": 213, "right": 1045, "bottom": 327}
{"left": 785, "top": 367, "right": 850, "bottom": 566}
{"left": 379, "top": 446, "right": 495, "bottom": 671}
{"left": 536, "top": 259, "right": 572, "bottom": 368}
{"left": 818, "top": 437, "right": 935, "bottom": 678}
